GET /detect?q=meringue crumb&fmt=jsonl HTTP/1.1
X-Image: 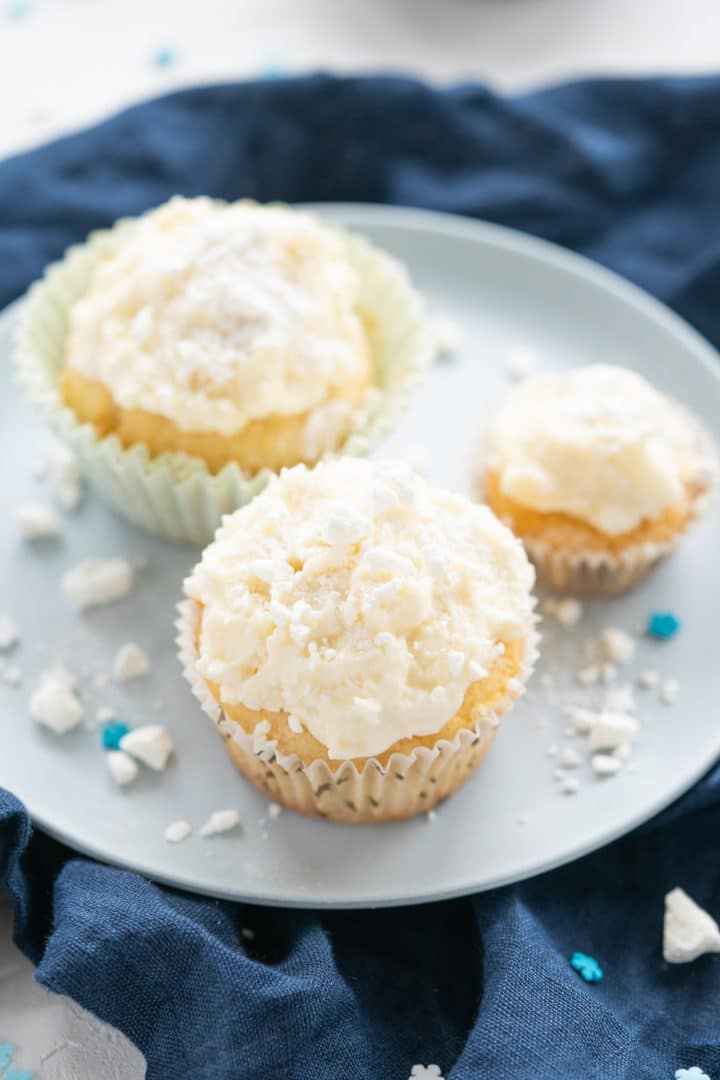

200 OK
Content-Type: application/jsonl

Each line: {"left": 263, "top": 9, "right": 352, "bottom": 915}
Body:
{"left": 0, "top": 664, "right": 22, "bottom": 687}
{"left": 61, "top": 558, "right": 134, "bottom": 609}
{"left": 29, "top": 663, "right": 83, "bottom": 734}
{"left": 430, "top": 314, "right": 462, "bottom": 360}
{"left": 591, "top": 753, "right": 622, "bottom": 777}
{"left": 663, "top": 887, "right": 720, "bottom": 963}
{"left": 543, "top": 598, "right": 583, "bottom": 627}
{"left": 40, "top": 444, "right": 84, "bottom": 511}
{"left": 96, "top": 705, "right": 118, "bottom": 722}
{"left": 120, "top": 724, "right": 174, "bottom": 770}
{"left": 199, "top": 809, "right": 242, "bottom": 836}
{"left": 164, "top": 820, "right": 192, "bottom": 844}
{"left": 637, "top": 668, "right": 659, "bottom": 689}
{"left": 426, "top": 809, "right": 438, "bottom": 823}
{"left": 106, "top": 750, "right": 139, "bottom": 786}
{"left": 600, "top": 627, "right": 636, "bottom": 665}
{"left": 559, "top": 746, "right": 582, "bottom": 769}
{"left": 268, "top": 803, "right": 283, "bottom": 820}
{"left": 16, "top": 503, "right": 62, "bottom": 540}
{"left": 0, "top": 614, "right": 19, "bottom": 651}
{"left": 113, "top": 642, "right": 151, "bottom": 682}
{"left": 660, "top": 679, "right": 680, "bottom": 705}
{"left": 576, "top": 664, "right": 600, "bottom": 687}
{"left": 504, "top": 345, "right": 539, "bottom": 380}
{"left": 561, "top": 775, "right": 579, "bottom": 795}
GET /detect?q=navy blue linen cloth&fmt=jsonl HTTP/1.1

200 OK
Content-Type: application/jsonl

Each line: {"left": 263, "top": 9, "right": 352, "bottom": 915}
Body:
{"left": 2, "top": 75, "right": 720, "bottom": 1080}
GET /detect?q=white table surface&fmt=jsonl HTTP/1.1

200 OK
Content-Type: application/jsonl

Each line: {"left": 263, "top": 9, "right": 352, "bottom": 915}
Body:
{"left": 2, "top": 0, "right": 719, "bottom": 1074}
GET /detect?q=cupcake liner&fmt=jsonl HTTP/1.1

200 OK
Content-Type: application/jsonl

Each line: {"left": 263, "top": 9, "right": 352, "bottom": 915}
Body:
{"left": 473, "top": 419, "right": 718, "bottom": 598}
{"left": 176, "top": 599, "right": 540, "bottom": 824}
{"left": 15, "top": 206, "right": 433, "bottom": 546}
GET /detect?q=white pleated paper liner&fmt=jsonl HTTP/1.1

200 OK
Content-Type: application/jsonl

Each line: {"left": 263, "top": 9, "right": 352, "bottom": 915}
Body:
{"left": 176, "top": 598, "right": 540, "bottom": 823}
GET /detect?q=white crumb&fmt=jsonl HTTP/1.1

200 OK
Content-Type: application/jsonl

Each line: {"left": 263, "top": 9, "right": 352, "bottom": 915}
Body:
{"left": 561, "top": 775, "right": 579, "bottom": 795}
{"left": 602, "top": 684, "right": 636, "bottom": 714}
{"left": 0, "top": 664, "right": 22, "bottom": 687}
{"left": 430, "top": 314, "right": 462, "bottom": 359}
{"left": 660, "top": 679, "right": 680, "bottom": 705}
{"left": 120, "top": 724, "right": 174, "bottom": 771}
{"left": 565, "top": 706, "right": 596, "bottom": 734}
{"left": 40, "top": 444, "right": 84, "bottom": 511}
{"left": 559, "top": 746, "right": 582, "bottom": 768}
{"left": 426, "top": 809, "right": 438, "bottom": 823}
{"left": 504, "top": 345, "right": 539, "bottom": 380}
{"left": 591, "top": 753, "right": 622, "bottom": 777}
{"left": 542, "top": 598, "right": 583, "bottom": 627}
{"left": 96, "top": 705, "right": 118, "bottom": 722}
{"left": 599, "top": 662, "right": 617, "bottom": 685}
{"left": 576, "top": 664, "right": 600, "bottom": 687}
{"left": 199, "top": 809, "right": 242, "bottom": 836}
{"left": 16, "top": 503, "right": 62, "bottom": 540}
{"left": 61, "top": 558, "right": 134, "bottom": 609}
{"left": 0, "top": 614, "right": 19, "bottom": 652}
{"left": 113, "top": 642, "right": 150, "bottom": 682}
{"left": 164, "top": 820, "right": 192, "bottom": 844}
{"left": 29, "top": 663, "right": 83, "bottom": 734}
{"left": 106, "top": 750, "right": 139, "bottom": 786}
{"left": 663, "top": 887, "right": 720, "bottom": 963}
{"left": 268, "top": 803, "right": 283, "bottom": 820}
{"left": 637, "top": 668, "right": 659, "bottom": 689}
{"left": 600, "top": 627, "right": 636, "bottom": 665}
{"left": 545, "top": 743, "right": 559, "bottom": 757}
{"left": 588, "top": 712, "right": 639, "bottom": 752}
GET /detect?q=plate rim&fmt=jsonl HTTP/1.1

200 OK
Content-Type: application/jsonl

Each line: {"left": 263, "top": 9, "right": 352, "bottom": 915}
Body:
{"left": 3, "top": 202, "right": 720, "bottom": 908}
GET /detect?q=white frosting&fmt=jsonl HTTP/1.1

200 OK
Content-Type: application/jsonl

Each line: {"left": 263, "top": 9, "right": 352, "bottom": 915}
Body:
{"left": 185, "top": 459, "right": 536, "bottom": 761}
{"left": 66, "top": 197, "right": 370, "bottom": 436}
{"left": 488, "top": 365, "right": 710, "bottom": 534}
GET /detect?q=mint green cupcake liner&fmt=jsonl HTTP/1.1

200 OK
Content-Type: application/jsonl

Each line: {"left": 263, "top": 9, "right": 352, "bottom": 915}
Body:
{"left": 14, "top": 207, "right": 433, "bottom": 545}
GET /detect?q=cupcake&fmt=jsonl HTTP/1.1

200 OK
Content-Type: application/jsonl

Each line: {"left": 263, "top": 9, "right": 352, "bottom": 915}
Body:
{"left": 479, "top": 364, "right": 717, "bottom": 596}
{"left": 16, "top": 197, "right": 431, "bottom": 544}
{"left": 178, "top": 458, "right": 538, "bottom": 823}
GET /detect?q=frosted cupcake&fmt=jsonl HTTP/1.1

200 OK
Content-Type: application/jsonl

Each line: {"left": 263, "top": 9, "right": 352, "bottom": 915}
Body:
{"left": 16, "top": 197, "right": 431, "bottom": 543}
{"left": 178, "top": 459, "right": 538, "bottom": 823}
{"left": 480, "top": 365, "right": 717, "bottom": 596}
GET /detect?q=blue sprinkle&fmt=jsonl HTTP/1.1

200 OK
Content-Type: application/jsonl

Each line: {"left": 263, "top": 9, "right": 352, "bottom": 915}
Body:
{"left": 102, "top": 721, "right": 130, "bottom": 750}
{"left": 570, "top": 951, "right": 603, "bottom": 983}
{"left": 258, "top": 54, "right": 285, "bottom": 81}
{"left": 0, "top": 1044, "right": 14, "bottom": 1069}
{"left": 151, "top": 46, "right": 177, "bottom": 69}
{"left": 5, "top": 0, "right": 31, "bottom": 18}
{"left": 5, "top": 1070, "right": 33, "bottom": 1080}
{"left": 647, "top": 611, "right": 681, "bottom": 640}
{"left": 675, "top": 1069, "right": 711, "bottom": 1080}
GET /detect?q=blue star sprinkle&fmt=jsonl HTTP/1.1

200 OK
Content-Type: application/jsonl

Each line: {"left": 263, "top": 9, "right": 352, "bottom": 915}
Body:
{"left": 151, "top": 46, "right": 177, "bottom": 69}
{"left": 102, "top": 721, "right": 130, "bottom": 750}
{"left": 5, "top": 0, "right": 32, "bottom": 18}
{"left": 0, "top": 1044, "right": 14, "bottom": 1069}
{"left": 570, "top": 951, "right": 603, "bottom": 983}
{"left": 646, "top": 611, "right": 681, "bottom": 640}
